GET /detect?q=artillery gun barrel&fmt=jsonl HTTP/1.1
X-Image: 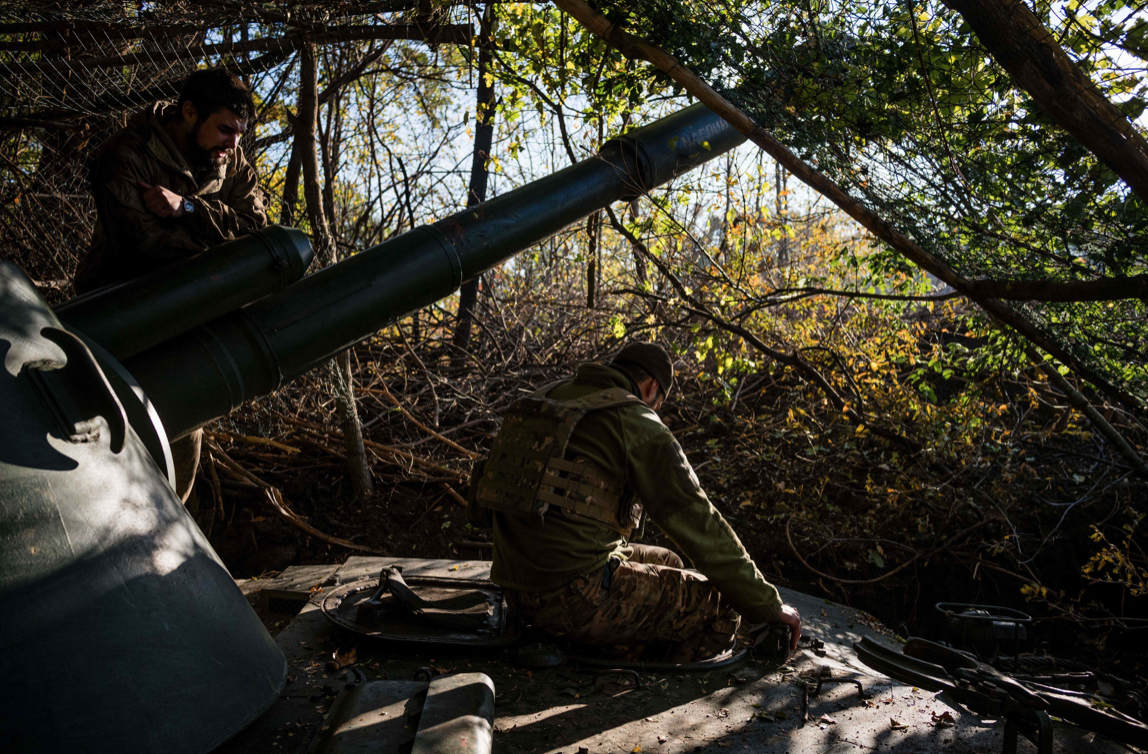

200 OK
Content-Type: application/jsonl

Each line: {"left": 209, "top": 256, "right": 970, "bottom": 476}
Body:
{"left": 56, "top": 226, "right": 313, "bottom": 360}
{"left": 123, "top": 103, "right": 746, "bottom": 438}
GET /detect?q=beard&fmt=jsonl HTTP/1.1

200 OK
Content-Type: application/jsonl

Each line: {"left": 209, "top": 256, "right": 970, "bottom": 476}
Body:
{"left": 187, "top": 119, "right": 228, "bottom": 170}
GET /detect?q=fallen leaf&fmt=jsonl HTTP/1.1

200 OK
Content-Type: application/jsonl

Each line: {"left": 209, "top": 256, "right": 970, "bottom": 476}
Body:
{"left": 333, "top": 647, "right": 357, "bottom": 667}
{"left": 932, "top": 711, "right": 956, "bottom": 728}
{"left": 632, "top": 747, "right": 642, "bottom": 753}
{"left": 817, "top": 715, "right": 836, "bottom": 725}
{"left": 890, "top": 718, "right": 907, "bottom": 730}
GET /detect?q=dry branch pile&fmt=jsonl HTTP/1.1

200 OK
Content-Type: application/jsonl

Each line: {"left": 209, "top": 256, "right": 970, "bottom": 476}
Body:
{"left": 194, "top": 266, "right": 1147, "bottom": 689}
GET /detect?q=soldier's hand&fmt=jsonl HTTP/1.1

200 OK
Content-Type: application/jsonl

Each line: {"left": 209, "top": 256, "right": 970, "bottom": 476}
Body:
{"left": 777, "top": 604, "right": 802, "bottom": 651}
{"left": 137, "top": 181, "right": 185, "bottom": 218}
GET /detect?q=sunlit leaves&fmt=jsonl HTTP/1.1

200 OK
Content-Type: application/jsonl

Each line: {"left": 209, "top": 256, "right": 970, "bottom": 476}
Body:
{"left": 590, "top": 0, "right": 1148, "bottom": 405}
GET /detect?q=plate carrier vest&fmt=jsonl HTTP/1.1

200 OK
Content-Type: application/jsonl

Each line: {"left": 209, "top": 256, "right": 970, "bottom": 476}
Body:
{"left": 475, "top": 383, "right": 646, "bottom": 536}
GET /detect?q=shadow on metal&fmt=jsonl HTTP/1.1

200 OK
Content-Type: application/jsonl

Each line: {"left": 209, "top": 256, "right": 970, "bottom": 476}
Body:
{"left": 0, "top": 262, "right": 285, "bottom": 754}
{"left": 305, "top": 671, "right": 494, "bottom": 754}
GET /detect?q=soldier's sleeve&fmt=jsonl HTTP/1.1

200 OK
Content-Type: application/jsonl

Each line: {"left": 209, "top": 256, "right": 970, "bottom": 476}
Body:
{"left": 93, "top": 144, "right": 206, "bottom": 268}
{"left": 623, "top": 409, "right": 783, "bottom": 624}
{"left": 185, "top": 149, "right": 268, "bottom": 244}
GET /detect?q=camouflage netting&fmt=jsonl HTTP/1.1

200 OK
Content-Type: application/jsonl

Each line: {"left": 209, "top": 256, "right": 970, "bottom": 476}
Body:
{"left": 0, "top": 0, "right": 469, "bottom": 298}
{"left": 593, "top": 0, "right": 1148, "bottom": 409}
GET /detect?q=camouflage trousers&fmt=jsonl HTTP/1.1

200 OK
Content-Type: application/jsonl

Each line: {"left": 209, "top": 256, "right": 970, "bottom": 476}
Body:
{"left": 510, "top": 544, "right": 741, "bottom": 662}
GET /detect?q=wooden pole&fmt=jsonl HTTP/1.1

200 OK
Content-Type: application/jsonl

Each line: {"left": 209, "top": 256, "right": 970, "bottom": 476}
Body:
{"left": 300, "top": 43, "right": 374, "bottom": 498}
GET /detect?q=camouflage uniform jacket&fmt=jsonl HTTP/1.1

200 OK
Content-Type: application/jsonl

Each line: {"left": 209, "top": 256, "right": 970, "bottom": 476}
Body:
{"left": 75, "top": 103, "right": 268, "bottom": 292}
{"left": 491, "top": 363, "right": 783, "bottom": 624}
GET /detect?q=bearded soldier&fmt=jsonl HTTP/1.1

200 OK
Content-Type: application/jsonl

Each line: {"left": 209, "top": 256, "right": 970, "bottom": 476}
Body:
{"left": 472, "top": 342, "right": 801, "bottom": 661}
{"left": 75, "top": 68, "right": 268, "bottom": 503}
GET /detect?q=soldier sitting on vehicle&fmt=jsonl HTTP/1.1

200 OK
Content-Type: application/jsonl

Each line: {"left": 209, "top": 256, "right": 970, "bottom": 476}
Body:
{"left": 471, "top": 342, "right": 802, "bottom": 662}
{"left": 74, "top": 67, "right": 268, "bottom": 503}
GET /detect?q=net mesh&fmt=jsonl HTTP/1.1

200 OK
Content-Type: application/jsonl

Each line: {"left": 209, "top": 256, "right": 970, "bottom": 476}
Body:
{"left": 597, "top": 0, "right": 1148, "bottom": 407}
{"left": 0, "top": 0, "right": 463, "bottom": 297}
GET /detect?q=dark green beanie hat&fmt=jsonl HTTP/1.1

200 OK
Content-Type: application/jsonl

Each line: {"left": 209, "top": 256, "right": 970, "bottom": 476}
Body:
{"left": 611, "top": 342, "right": 675, "bottom": 398}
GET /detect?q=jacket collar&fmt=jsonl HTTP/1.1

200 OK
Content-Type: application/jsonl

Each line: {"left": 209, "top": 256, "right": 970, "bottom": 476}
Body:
{"left": 571, "top": 363, "right": 640, "bottom": 395}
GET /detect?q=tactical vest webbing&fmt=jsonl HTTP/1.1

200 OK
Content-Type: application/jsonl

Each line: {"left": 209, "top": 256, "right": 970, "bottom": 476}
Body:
{"left": 476, "top": 385, "right": 645, "bottom": 535}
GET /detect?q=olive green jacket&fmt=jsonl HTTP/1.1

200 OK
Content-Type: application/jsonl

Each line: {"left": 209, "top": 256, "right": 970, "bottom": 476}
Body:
{"left": 75, "top": 104, "right": 268, "bottom": 292}
{"left": 491, "top": 363, "right": 783, "bottom": 624}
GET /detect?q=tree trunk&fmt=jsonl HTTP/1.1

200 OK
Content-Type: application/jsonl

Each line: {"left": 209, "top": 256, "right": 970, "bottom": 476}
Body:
{"left": 629, "top": 201, "right": 647, "bottom": 286}
{"left": 299, "top": 42, "right": 373, "bottom": 498}
{"left": 450, "top": 5, "right": 495, "bottom": 368}
{"left": 300, "top": 44, "right": 333, "bottom": 264}
{"left": 775, "top": 161, "right": 789, "bottom": 267}
{"left": 586, "top": 210, "right": 599, "bottom": 308}
{"left": 940, "top": 0, "right": 1148, "bottom": 207}
{"left": 280, "top": 134, "right": 303, "bottom": 227}
{"left": 319, "top": 67, "right": 340, "bottom": 231}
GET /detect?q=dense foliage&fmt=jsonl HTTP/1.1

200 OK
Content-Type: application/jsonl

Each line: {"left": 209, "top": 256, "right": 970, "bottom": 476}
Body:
{"left": 586, "top": 0, "right": 1148, "bottom": 405}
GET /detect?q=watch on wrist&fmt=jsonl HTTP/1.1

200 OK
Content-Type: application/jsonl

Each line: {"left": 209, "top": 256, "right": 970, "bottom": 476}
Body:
{"left": 182, "top": 198, "right": 194, "bottom": 215}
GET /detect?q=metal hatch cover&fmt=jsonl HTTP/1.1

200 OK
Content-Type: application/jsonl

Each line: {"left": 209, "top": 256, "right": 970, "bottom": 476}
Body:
{"left": 320, "top": 567, "right": 522, "bottom": 648}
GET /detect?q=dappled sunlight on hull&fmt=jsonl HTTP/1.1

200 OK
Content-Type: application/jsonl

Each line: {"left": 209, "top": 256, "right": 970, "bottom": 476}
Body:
{"left": 0, "top": 261, "right": 285, "bottom": 754}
